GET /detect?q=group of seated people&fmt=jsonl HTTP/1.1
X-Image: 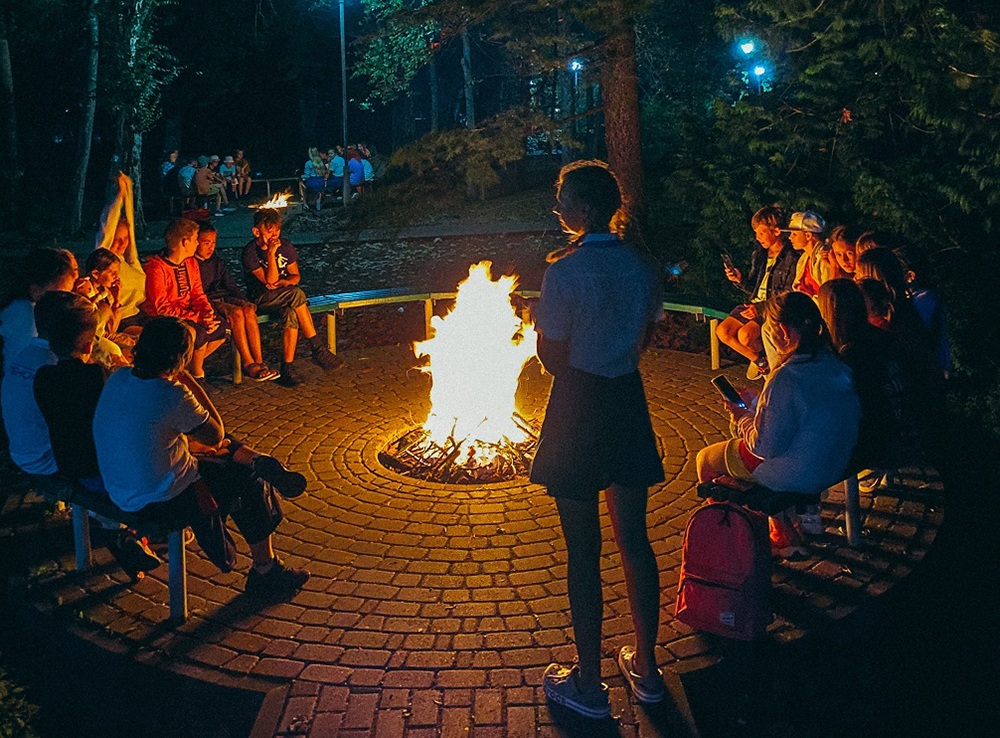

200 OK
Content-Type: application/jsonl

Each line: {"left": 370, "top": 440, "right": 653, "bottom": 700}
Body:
{"left": 702, "top": 205, "right": 948, "bottom": 558}
{"left": 161, "top": 150, "right": 253, "bottom": 216}
{"left": 299, "top": 143, "right": 383, "bottom": 210}
{"left": 0, "top": 203, "right": 350, "bottom": 591}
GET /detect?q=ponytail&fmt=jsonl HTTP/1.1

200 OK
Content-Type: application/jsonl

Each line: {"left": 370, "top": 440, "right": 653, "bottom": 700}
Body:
{"left": 763, "top": 290, "right": 832, "bottom": 357}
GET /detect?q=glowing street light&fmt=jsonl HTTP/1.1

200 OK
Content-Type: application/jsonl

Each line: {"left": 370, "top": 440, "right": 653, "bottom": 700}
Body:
{"left": 740, "top": 41, "right": 755, "bottom": 55}
{"left": 753, "top": 65, "right": 766, "bottom": 77}
{"left": 568, "top": 59, "right": 584, "bottom": 73}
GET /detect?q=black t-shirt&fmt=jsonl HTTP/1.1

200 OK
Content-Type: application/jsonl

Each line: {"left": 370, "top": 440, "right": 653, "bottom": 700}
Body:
{"left": 33, "top": 358, "right": 107, "bottom": 481}
{"left": 241, "top": 237, "right": 299, "bottom": 301}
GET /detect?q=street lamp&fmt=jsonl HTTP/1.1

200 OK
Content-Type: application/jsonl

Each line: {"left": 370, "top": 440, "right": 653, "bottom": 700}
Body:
{"left": 753, "top": 65, "right": 766, "bottom": 77}
{"left": 339, "top": 0, "right": 349, "bottom": 206}
{"left": 739, "top": 40, "right": 755, "bottom": 55}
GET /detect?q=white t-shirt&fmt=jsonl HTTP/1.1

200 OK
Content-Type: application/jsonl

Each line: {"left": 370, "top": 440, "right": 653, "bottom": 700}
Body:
{"left": 535, "top": 233, "right": 661, "bottom": 378}
{"left": 1, "top": 338, "right": 58, "bottom": 475}
{"left": 0, "top": 299, "right": 37, "bottom": 376}
{"left": 93, "top": 369, "right": 209, "bottom": 512}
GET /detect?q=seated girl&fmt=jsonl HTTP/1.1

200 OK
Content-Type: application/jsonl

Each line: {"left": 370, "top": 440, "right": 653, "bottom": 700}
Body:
{"left": 696, "top": 291, "right": 861, "bottom": 558}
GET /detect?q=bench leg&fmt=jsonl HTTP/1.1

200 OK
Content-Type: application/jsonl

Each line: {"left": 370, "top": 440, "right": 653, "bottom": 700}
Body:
{"left": 843, "top": 475, "right": 862, "bottom": 547}
{"left": 424, "top": 299, "right": 434, "bottom": 340}
{"left": 709, "top": 318, "right": 720, "bottom": 370}
{"left": 168, "top": 529, "right": 188, "bottom": 620}
{"left": 72, "top": 503, "right": 92, "bottom": 571}
{"left": 232, "top": 341, "right": 243, "bottom": 385}
{"left": 326, "top": 312, "right": 337, "bottom": 354}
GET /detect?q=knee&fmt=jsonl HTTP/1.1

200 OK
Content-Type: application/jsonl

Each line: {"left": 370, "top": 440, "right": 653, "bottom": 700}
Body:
{"left": 290, "top": 288, "right": 308, "bottom": 308}
{"left": 717, "top": 319, "right": 737, "bottom": 342}
{"left": 695, "top": 447, "right": 711, "bottom": 482}
{"left": 736, "top": 324, "right": 755, "bottom": 346}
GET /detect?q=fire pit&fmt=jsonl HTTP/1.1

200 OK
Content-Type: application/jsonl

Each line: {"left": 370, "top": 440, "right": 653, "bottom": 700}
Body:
{"left": 377, "top": 262, "right": 539, "bottom": 484}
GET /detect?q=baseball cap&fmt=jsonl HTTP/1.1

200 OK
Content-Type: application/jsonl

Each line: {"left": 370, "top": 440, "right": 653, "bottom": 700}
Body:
{"left": 782, "top": 211, "right": 826, "bottom": 233}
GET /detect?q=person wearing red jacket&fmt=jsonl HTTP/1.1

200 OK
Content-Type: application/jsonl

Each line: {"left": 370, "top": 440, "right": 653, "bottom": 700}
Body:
{"left": 143, "top": 218, "right": 226, "bottom": 387}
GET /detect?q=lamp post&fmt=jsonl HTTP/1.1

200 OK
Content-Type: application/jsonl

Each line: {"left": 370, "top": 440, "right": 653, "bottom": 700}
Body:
{"left": 339, "top": 0, "right": 349, "bottom": 206}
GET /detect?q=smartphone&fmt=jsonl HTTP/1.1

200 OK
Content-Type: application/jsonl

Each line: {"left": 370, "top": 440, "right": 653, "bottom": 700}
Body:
{"left": 712, "top": 375, "right": 747, "bottom": 409}
{"left": 721, "top": 253, "right": 735, "bottom": 271}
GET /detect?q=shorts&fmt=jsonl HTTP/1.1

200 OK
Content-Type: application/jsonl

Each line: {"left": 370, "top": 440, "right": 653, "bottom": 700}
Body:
{"left": 210, "top": 298, "right": 255, "bottom": 330}
{"left": 254, "top": 286, "right": 307, "bottom": 329}
{"left": 728, "top": 302, "right": 764, "bottom": 326}
{"left": 182, "top": 318, "right": 227, "bottom": 349}
{"left": 722, "top": 438, "right": 764, "bottom": 479}
{"left": 530, "top": 366, "right": 665, "bottom": 501}
{"left": 303, "top": 176, "right": 326, "bottom": 192}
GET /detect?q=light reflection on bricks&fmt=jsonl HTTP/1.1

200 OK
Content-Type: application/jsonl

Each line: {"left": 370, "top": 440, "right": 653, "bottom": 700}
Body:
{"left": 5, "top": 347, "right": 946, "bottom": 736}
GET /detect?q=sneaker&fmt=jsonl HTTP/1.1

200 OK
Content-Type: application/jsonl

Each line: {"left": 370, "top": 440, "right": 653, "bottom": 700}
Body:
{"left": 617, "top": 647, "right": 665, "bottom": 704}
{"left": 858, "top": 469, "right": 888, "bottom": 493}
{"left": 108, "top": 530, "right": 163, "bottom": 581}
{"left": 245, "top": 558, "right": 310, "bottom": 600}
{"left": 542, "top": 663, "right": 611, "bottom": 719}
{"left": 746, "top": 355, "right": 769, "bottom": 381}
{"left": 795, "top": 504, "right": 823, "bottom": 536}
{"left": 277, "top": 364, "right": 301, "bottom": 388}
{"left": 769, "top": 516, "right": 808, "bottom": 560}
{"left": 312, "top": 346, "right": 343, "bottom": 371}
{"left": 252, "top": 455, "right": 307, "bottom": 499}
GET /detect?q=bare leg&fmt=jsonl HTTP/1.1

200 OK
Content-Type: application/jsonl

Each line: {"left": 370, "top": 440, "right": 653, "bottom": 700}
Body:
{"left": 293, "top": 303, "right": 318, "bottom": 339}
{"left": 696, "top": 441, "right": 731, "bottom": 483}
{"left": 717, "top": 316, "right": 759, "bottom": 362}
{"left": 202, "top": 337, "right": 225, "bottom": 363}
{"left": 190, "top": 345, "right": 208, "bottom": 376}
{"left": 283, "top": 325, "right": 299, "bottom": 363}
{"left": 606, "top": 485, "right": 660, "bottom": 680}
{"left": 554, "top": 495, "right": 604, "bottom": 692}
{"left": 228, "top": 308, "right": 254, "bottom": 366}
{"left": 737, "top": 321, "right": 763, "bottom": 359}
{"left": 243, "top": 305, "right": 264, "bottom": 364}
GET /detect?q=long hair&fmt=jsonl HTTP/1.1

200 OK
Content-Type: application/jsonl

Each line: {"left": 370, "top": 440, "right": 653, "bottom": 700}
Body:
{"left": 818, "top": 279, "right": 872, "bottom": 353}
{"left": 763, "top": 290, "right": 832, "bottom": 357}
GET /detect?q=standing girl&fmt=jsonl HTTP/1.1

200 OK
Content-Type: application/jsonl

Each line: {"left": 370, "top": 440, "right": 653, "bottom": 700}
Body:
{"left": 531, "top": 160, "right": 665, "bottom": 718}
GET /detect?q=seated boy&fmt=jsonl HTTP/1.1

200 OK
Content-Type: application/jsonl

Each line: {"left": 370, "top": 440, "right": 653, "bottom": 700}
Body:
{"left": 242, "top": 209, "right": 341, "bottom": 387}
{"left": 1, "top": 292, "right": 81, "bottom": 498}
{"left": 784, "top": 210, "right": 833, "bottom": 298}
{"left": 143, "top": 218, "right": 227, "bottom": 387}
{"left": 196, "top": 222, "right": 278, "bottom": 381}
{"left": 716, "top": 205, "right": 797, "bottom": 379}
{"left": 93, "top": 316, "right": 311, "bottom": 599}
{"left": 32, "top": 292, "right": 161, "bottom": 577}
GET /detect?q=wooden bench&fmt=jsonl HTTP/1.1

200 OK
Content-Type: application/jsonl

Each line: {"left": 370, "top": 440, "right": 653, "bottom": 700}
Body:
{"left": 698, "top": 473, "right": 864, "bottom": 547}
{"left": 167, "top": 191, "right": 214, "bottom": 215}
{"left": 232, "top": 288, "right": 727, "bottom": 383}
{"left": 43, "top": 478, "right": 191, "bottom": 620}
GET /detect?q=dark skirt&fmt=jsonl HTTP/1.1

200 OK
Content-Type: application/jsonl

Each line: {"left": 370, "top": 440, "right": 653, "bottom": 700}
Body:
{"left": 530, "top": 366, "right": 664, "bottom": 501}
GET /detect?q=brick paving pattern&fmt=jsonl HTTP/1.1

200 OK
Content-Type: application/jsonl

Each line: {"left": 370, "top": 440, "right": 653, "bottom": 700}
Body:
{"left": 2, "top": 347, "right": 945, "bottom": 737}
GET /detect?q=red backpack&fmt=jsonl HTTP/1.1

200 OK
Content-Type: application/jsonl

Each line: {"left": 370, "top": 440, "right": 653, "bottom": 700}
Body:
{"left": 675, "top": 502, "right": 772, "bottom": 641}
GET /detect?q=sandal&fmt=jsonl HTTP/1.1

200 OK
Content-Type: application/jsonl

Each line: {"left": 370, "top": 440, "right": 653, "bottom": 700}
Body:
{"left": 246, "top": 363, "right": 279, "bottom": 381}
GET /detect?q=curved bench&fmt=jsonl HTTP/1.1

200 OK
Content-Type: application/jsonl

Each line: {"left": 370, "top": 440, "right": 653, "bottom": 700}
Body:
{"left": 233, "top": 288, "right": 729, "bottom": 383}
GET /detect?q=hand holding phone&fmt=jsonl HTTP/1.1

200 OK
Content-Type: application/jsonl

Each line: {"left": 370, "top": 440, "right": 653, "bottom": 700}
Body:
{"left": 711, "top": 375, "right": 748, "bottom": 410}
{"left": 721, "top": 253, "right": 741, "bottom": 283}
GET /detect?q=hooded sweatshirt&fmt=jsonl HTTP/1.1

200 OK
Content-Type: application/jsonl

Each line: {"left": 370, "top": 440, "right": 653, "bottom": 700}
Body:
{"left": 736, "top": 350, "right": 860, "bottom": 493}
{"left": 94, "top": 173, "right": 145, "bottom": 320}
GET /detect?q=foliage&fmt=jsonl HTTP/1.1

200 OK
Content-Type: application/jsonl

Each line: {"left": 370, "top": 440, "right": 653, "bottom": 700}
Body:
{"left": 353, "top": 0, "right": 436, "bottom": 106}
{"left": 0, "top": 659, "right": 39, "bottom": 738}
{"left": 100, "top": 0, "right": 177, "bottom": 133}
{"left": 648, "top": 0, "right": 1000, "bottom": 439}
{"left": 389, "top": 107, "right": 573, "bottom": 197}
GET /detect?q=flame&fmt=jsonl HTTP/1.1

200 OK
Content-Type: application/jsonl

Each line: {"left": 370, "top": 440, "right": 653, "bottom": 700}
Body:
{"left": 414, "top": 262, "right": 537, "bottom": 463}
{"left": 254, "top": 191, "right": 292, "bottom": 209}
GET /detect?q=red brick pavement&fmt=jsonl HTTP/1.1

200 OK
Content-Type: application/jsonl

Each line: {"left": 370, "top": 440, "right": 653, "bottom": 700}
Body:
{"left": 2, "top": 347, "right": 945, "bottom": 737}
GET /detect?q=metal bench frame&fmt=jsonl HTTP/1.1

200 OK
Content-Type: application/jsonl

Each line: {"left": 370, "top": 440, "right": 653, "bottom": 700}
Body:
{"left": 232, "top": 288, "right": 728, "bottom": 383}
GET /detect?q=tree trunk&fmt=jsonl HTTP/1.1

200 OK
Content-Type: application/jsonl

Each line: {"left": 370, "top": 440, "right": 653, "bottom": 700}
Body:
{"left": 460, "top": 28, "right": 475, "bottom": 129}
{"left": 428, "top": 54, "right": 439, "bottom": 132}
{"left": 601, "top": 17, "right": 644, "bottom": 241}
{"left": 130, "top": 130, "right": 144, "bottom": 233}
{"left": 0, "top": 6, "right": 21, "bottom": 218}
{"left": 68, "top": 0, "right": 100, "bottom": 236}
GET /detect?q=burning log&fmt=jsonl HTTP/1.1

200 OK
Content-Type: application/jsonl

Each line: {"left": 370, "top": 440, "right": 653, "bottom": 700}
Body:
{"left": 381, "top": 422, "right": 539, "bottom": 485}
